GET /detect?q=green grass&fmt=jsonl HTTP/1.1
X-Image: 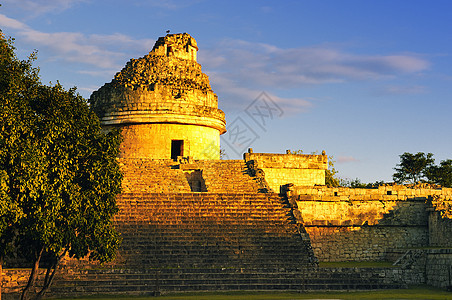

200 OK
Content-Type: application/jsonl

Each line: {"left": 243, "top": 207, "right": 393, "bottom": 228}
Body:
{"left": 55, "top": 285, "right": 452, "bottom": 300}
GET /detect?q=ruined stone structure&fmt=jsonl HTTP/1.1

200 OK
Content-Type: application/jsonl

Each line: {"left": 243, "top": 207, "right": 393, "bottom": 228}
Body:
{"left": 287, "top": 185, "right": 452, "bottom": 261}
{"left": 244, "top": 151, "right": 328, "bottom": 192}
{"left": 90, "top": 33, "right": 226, "bottom": 160}
{"left": 3, "top": 33, "right": 452, "bottom": 298}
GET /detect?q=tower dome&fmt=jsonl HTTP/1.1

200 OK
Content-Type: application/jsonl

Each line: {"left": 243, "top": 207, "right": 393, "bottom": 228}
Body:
{"left": 90, "top": 33, "right": 226, "bottom": 160}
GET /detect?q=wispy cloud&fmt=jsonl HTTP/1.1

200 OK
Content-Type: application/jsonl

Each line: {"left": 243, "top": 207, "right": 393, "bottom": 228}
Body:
{"left": 210, "top": 72, "right": 312, "bottom": 114}
{"left": 201, "top": 38, "right": 430, "bottom": 88}
{"left": 135, "top": 0, "right": 204, "bottom": 10}
{"left": 0, "top": 13, "right": 27, "bottom": 30}
{"left": 0, "top": 14, "right": 154, "bottom": 70}
{"left": 375, "top": 85, "right": 427, "bottom": 96}
{"left": 337, "top": 156, "right": 360, "bottom": 164}
{"left": 2, "top": 0, "right": 87, "bottom": 17}
{"left": 0, "top": 15, "right": 432, "bottom": 114}
{"left": 200, "top": 38, "right": 430, "bottom": 113}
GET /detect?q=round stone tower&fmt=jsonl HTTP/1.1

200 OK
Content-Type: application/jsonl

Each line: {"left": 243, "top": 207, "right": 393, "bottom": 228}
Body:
{"left": 90, "top": 33, "right": 226, "bottom": 160}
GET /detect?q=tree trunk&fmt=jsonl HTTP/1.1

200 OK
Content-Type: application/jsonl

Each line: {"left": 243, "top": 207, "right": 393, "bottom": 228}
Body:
{"left": 33, "top": 250, "right": 65, "bottom": 300}
{"left": 21, "top": 248, "right": 43, "bottom": 300}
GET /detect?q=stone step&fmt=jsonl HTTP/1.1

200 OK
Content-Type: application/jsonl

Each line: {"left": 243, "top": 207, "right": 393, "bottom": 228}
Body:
{"left": 53, "top": 268, "right": 404, "bottom": 279}
{"left": 47, "top": 191, "right": 317, "bottom": 298}
{"left": 46, "top": 284, "right": 403, "bottom": 299}
{"left": 53, "top": 278, "right": 402, "bottom": 288}
{"left": 48, "top": 271, "right": 405, "bottom": 296}
{"left": 5, "top": 266, "right": 406, "bottom": 298}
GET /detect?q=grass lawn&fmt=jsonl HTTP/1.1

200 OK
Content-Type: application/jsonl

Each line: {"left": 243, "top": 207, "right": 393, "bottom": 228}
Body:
{"left": 55, "top": 285, "right": 452, "bottom": 300}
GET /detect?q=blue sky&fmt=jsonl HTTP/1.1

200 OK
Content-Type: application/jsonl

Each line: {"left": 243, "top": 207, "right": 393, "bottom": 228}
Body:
{"left": 1, "top": 0, "right": 451, "bottom": 183}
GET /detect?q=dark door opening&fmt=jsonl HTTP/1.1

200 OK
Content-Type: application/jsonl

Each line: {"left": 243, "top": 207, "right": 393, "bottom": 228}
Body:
{"left": 171, "top": 140, "right": 184, "bottom": 160}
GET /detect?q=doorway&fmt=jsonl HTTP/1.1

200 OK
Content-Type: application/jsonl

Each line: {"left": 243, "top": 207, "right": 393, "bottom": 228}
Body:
{"left": 171, "top": 140, "right": 184, "bottom": 160}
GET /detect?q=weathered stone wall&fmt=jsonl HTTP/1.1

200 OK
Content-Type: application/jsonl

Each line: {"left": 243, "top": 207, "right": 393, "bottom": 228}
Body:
{"left": 117, "top": 123, "right": 220, "bottom": 160}
{"left": 428, "top": 210, "right": 452, "bottom": 247}
{"left": 428, "top": 196, "right": 452, "bottom": 247}
{"left": 244, "top": 152, "right": 327, "bottom": 192}
{"left": 426, "top": 249, "right": 452, "bottom": 288}
{"left": 289, "top": 185, "right": 452, "bottom": 262}
{"left": 305, "top": 225, "right": 428, "bottom": 262}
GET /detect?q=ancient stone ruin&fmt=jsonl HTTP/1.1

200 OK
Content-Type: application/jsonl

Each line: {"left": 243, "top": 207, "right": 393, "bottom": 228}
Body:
{"left": 3, "top": 33, "right": 452, "bottom": 298}
{"left": 90, "top": 33, "right": 225, "bottom": 160}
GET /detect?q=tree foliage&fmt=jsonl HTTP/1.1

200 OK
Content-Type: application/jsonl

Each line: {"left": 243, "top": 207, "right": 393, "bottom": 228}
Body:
{"left": 393, "top": 152, "right": 434, "bottom": 184}
{"left": 0, "top": 33, "right": 123, "bottom": 300}
{"left": 393, "top": 152, "right": 452, "bottom": 187}
{"left": 0, "top": 33, "right": 38, "bottom": 260}
{"left": 426, "top": 159, "right": 452, "bottom": 188}
{"left": 325, "top": 156, "right": 339, "bottom": 187}
{"left": 339, "top": 178, "right": 386, "bottom": 188}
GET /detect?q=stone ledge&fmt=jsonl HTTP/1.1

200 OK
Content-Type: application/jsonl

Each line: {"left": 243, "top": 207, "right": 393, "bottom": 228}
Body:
{"left": 101, "top": 111, "right": 226, "bottom": 133}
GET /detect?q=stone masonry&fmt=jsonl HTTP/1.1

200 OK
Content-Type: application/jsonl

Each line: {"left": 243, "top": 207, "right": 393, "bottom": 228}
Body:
{"left": 244, "top": 150, "right": 328, "bottom": 193}
{"left": 286, "top": 185, "right": 452, "bottom": 262}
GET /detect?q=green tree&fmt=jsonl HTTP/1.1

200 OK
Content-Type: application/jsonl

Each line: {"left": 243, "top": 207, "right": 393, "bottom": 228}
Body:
{"left": 393, "top": 152, "right": 434, "bottom": 184}
{"left": 0, "top": 33, "right": 123, "bottom": 300}
{"left": 340, "top": 178, "right": 368, "bottom": 188}
{"left": 339, "top": 178, "right": 386, "bottom": 188}
{"left": 325, "top": 155, "right": 339, "bottom": 187}
{"left": 426, "top": 159, "right": 452, "bottom": 188}
{"left": 0, "top": 32, "right": 39, "bottom": 300}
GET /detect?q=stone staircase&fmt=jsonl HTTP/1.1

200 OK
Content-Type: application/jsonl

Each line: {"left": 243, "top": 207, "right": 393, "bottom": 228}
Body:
{"left": 3, "top": 265, "right": 407, "bottom": 298}
{"left": 120, "top": 159, "right": 191, "bottom": 193}
{"left": 119, "top": 159, "right": 261, "bottom": 194}
{"left": 111, "top": 192, "right": 313, "bottom": 269}
{"left": 3, "top": 191, "right": 407, "bottom": 298}
{"left": 181, "top": 160, "right": 261, "bottom": 193}
{"left": 39, "top": 192, "right": 406, "bottom": 297}
{"left": 42, "top": 192, "right": 313, "bottom": 295}
{"left": 45, "top": 266, "right": 404, "bottom": 297}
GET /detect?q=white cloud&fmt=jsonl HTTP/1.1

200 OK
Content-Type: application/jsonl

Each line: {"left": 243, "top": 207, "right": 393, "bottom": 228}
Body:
{"left": 2, "top": 0, "right": 87, "bottom": 16}
{"left": 0, "top": 14, "right": 27, "bottom": 30}
{"left": 0, "top": 14, "right": 154, "bottom": 70}
{"left": 200, "top": 38, "right": 430, "bottom": 113}
{"left": 200, "top": 38, "right": 430, "bottom": 89}
{"left": 210, "top": 72, "right": 312, "bottom": 114}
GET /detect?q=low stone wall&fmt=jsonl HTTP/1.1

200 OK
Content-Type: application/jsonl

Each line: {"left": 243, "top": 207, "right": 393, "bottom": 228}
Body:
{"left": 244, "top": 151, "right": 327, "bottom": 192}
{"left": 1, "top": 268, "right": 44, "bottom": 295}
{"left": 306, "top": 226, "right": 428, "bottom": 262}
